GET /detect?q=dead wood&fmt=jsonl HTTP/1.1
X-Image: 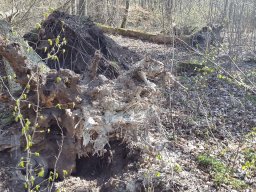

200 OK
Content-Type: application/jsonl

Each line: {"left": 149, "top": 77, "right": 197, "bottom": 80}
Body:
{"left": 97, "top": 23, "right": 188, "bottom": 45}
{"left": 24, "top": 11, "right": 140, "bottom": 76}
{"left": 97, "top": 24, "right": 223, "bottom": 48}
{"left": 0, "top": 14, "right": 174, "bottom": 178}
{"left": 0, "top": 25, "right": 82, "bottom": 174}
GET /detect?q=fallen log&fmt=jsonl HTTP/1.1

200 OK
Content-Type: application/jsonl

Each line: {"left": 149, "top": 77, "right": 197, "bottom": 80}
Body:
{"left": 97, "top": 23, "right": 190, "bottom": 45}
{"left": 97, "top": 23, "right": 222, "bottom": 49}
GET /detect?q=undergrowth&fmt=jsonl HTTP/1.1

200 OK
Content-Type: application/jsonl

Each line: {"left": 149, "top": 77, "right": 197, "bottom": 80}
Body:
{"left": 196, "top": 154, "right": 247, "bottom": 189}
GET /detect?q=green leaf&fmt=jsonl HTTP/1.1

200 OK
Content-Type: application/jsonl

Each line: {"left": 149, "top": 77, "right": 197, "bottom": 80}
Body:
{"left": 55, "top": 77, "right": 62, "bottom": 83}
{"left": 18, "top": 161, "right": 25, "bottom": 168}
{"left": 35, "top": 185, "right": 40, "bottom": 191}
{"left": 43, "top": 12, "right": 49, "bottom": 19}
{"left": 48, "top": 39, "right": 53, "bottom": 46}
{"left": 48, "top": 171, "right": 54, "bottom": 182}
{"left": 24, "top": 182, "right": 28, "bottom": 189}
{"left": 21, "top": 94, "right": 27, "bottom": 100}
{"left": 26, "top": 84, "right": 31, "bottom": 90}
{"left": 217, "top": 74, "right": 226, "bottom": 79}
{"left": 37, "top": 168, "right": 45, "bottom": 177}
{"left": 156, "top": 154, "right": 162, "bottom": 160}
{"left": 55, "top": 35, "right": 60, "bottom": 45}
{"left": 48, "top": 7, "right": 54, "bottom": 13}
{"left": 63, "top": 170, "right": 68, "bottom": 177}
{"left": 34, "top": 152, "right": 40, "bottom": 157}
{"left": 155, "top": 171, "right": 161, "bottom": 177}
{"left": 30, "top": 176, "right": 35, "bottom": 186}
{"left": 35, "top": 23, "right": 41, "bottom": 30}
{"left": 56, "top": 104, "right": 62, "bottom": 109}
{"left": 15, "top": 114, "right": 23, "bottom": 122}
{"left": 63, "top": 37, "right": 67, "bottom": 45}
{"left": 27, "top": 47, "right": 33, "bottom": 52}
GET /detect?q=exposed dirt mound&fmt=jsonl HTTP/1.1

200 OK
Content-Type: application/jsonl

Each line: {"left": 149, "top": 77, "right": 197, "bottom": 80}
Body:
{"left": 24, "top": 11, "right": 140, "bottom": 78}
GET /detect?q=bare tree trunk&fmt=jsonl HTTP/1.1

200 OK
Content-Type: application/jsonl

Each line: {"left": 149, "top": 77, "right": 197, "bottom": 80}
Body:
{"left": 208, "top": 0, "right": 213, "bottom": 23}
{"left": 120, "top": 0, "right": 130, "bottom": 28}
{"left": 166, "top": 0, "right": 174, "bottom": 31}
{"left": 161, "top": 2, "right": 165, "bottom": 30}
{"left": 220, "top": 0, "right": 228, "bottom": 23}
{"left": 253, "top": 1, "right": 256, "bottom": 51}
{"left": 78, "top": 0, "right": 86, "bottom": 16}
{"left": 74, "top": 0, "right": 78, "bottom": 14}
{"left": 70, "top": 0, "right": 78, "bottom": 15}
{"left": 140, "top": 0, "right": 145, "bottom": 8}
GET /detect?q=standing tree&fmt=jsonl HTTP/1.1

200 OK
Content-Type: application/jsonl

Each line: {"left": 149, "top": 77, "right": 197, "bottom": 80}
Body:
{"left": 120, "top": 0, "right": 130, "bottom": 28}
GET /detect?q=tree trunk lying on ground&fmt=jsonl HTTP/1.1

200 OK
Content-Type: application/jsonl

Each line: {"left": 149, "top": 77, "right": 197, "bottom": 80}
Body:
{"left": 97, "top": 23, "right": 190, "bottom": 45}
{"left": 97, "top": 23, "right": 222, "bottom": 49}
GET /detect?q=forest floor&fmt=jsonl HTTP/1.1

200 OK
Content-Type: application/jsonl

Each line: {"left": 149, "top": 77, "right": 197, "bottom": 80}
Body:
{"left": 0, "top": 33, "right": 256, "bottom": 192}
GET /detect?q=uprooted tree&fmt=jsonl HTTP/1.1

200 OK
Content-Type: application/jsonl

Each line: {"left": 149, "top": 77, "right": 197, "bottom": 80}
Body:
{"left": 0, "top": 11, "right": 172, "bottom": 181}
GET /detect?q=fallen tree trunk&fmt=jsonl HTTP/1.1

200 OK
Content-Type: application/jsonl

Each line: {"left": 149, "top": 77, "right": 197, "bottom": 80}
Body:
{"left": 97, "top": 23, "right": 191, "bottom": 45}
{"left": 97, "top": 24, "right": 222, "bottom": 49}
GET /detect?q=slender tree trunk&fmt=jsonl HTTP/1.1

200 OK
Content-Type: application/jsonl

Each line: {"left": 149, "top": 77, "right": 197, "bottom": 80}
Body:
{"left": 221, "top": 0, "right": 228, "bottom": 22}
{"left": 166, "top": 0, "right": 174, "bottom": 30}
{"left": 75, "top": 0, "right": 78, "bottom": 15}
{"left": 78, "top": 0, "right": 86, "bottom": 16}
{"left": 120, "top": 0, "right": 130, "bottom": 28}
{"left": 70, "top": 0, "right": 78, "bottom": 15}
{"left": 161, "top": 2, "right": 165, "bottom": 30}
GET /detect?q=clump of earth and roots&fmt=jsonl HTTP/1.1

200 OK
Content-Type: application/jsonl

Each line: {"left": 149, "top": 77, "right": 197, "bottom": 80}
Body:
{"left": 0, "top": 11, "right": 255, "bottom": 192}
